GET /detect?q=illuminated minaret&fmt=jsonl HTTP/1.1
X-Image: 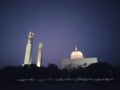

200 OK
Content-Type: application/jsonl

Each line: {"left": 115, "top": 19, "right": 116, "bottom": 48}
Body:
{"left": 24, "top": 32, "right": 34, "bottom": 65}
{"left": 37, "top": 43, "right": 43, "bottom": 67}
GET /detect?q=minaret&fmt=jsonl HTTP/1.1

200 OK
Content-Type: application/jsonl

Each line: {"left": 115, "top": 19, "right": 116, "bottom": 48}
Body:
{"left": 24, "top": 32, "right": 34, "bottom": 65}
{"left": 37, "top": 43, "right": 43, "bottom": 67}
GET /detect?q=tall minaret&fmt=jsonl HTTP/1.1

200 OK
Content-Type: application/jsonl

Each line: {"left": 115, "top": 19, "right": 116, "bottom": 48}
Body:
{"left": 24, "top": 32, "right": 34, "bottom": 65}
{"left": 37, "top": 43, "right": 43, "bottom": 67}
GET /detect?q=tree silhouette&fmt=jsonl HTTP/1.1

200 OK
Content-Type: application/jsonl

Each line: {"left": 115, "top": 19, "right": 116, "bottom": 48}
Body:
{"left": 85, "top": 62, "right": 114, "bottom": 78}
{"left": 0, "top": 62, "right": 120, "bottom": 84}
{"left": 46, "top": 64, "right": 60, "bottom": 79}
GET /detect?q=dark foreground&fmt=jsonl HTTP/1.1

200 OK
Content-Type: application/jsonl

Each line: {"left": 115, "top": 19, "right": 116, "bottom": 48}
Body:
{"left": 0, "top": 63, "right": 120, "bottom": 90}
{"left": 0, "top": 81, "right": 120, "bottom": 90}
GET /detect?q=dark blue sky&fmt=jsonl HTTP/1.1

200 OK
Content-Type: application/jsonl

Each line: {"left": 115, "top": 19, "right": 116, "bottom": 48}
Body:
{"left": 0, "top": 0, "right": 120, "bottom": 68}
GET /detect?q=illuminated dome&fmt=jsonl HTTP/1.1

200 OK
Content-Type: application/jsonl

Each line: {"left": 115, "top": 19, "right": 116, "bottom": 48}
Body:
{"left": 71, "top": 46, "right": 83, "bottom": 59}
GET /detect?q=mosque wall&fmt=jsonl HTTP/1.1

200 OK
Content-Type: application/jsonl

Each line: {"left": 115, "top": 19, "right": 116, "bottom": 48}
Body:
{"left": 61, "top": 58, "right": 98, "bottom": 69}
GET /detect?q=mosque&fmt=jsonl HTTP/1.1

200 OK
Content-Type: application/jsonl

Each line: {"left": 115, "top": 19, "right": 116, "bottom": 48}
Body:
{"left": 24, "top": 32, "right": 98, "bottom": 69}
{"left": 61, "top": 46, "right": 98, "bottom": 69}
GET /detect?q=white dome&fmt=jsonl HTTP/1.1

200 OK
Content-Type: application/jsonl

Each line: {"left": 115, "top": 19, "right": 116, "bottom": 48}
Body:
{"left": 71, "top": 46, "right": 83, "bottom": 59}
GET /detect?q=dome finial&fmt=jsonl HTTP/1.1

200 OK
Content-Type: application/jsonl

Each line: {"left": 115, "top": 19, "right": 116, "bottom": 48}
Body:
{"left": 75, "top": 45, "right": 77, "bottom": 51}
{"left": 71, "top": 45, "right": 83, "bottom": 59}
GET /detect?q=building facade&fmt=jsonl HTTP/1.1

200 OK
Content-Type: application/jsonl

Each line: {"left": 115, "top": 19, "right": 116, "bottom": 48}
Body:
{"left": 61, "top": 46, "right": 98, "bottom": 69}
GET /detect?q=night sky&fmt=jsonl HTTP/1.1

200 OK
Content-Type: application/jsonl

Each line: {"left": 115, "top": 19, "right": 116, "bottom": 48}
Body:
{"left": 0, "top": 0, "right": 120, "bottom": 68}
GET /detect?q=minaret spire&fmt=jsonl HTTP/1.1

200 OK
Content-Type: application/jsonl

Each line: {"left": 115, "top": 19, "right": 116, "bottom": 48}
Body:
{"left": 24, "top": 32, "right": 34, "bottom": 65}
